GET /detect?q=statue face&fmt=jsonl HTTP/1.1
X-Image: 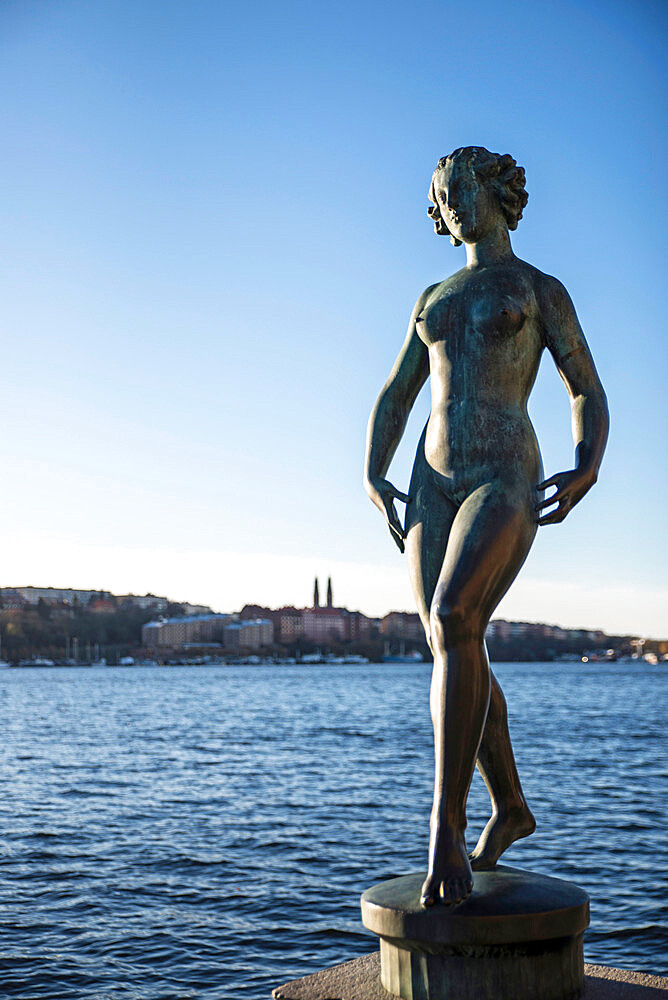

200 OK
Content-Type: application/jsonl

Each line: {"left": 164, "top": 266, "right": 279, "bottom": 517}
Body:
{"left": 434, "top": 160, "right": 502, "bottom": 244}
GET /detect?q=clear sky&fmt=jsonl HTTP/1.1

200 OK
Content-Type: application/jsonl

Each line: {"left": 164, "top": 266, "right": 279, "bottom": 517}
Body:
{"left": 1, "top": 0, "right": 666, "bottom": 636}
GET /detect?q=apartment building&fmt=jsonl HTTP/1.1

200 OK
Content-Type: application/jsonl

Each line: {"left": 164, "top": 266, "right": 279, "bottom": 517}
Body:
{"left": 223, "top": 619, "right": 274, "bottom": 652}
{"left": 142, "top": 614, "right": 231, "bottom": 648}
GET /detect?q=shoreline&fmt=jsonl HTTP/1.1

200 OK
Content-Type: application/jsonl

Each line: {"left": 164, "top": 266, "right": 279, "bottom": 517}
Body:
{"left": 2, "top": 656, "right": 663, "bottom": 669}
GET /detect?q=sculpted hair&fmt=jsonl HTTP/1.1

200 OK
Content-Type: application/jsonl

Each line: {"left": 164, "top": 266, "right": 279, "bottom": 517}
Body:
{"left": 427, "top": 146, "right": 528, "bottom": 246}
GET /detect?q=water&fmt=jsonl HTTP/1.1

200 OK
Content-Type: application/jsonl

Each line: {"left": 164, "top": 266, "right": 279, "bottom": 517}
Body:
{"left": 0, "top": 661, "right": 665, "bottom": 998}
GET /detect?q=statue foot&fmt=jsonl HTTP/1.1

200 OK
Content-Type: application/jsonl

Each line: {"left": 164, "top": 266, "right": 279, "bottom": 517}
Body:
{"left": 469, "top": 803, "right": 536, "bottom": 871}
{"left": 420, "top": 831, "right": 473, "bottom": 908}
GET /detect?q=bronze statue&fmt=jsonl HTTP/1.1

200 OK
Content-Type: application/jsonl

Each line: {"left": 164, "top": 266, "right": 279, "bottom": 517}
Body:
{"left": 364, "top": 147, "right": 609, "bottom": 909}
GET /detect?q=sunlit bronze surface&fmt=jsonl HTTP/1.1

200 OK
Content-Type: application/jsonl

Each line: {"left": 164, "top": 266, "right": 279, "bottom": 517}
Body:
{"left": 364, "top": 147, "right": 609, "bottom": 909}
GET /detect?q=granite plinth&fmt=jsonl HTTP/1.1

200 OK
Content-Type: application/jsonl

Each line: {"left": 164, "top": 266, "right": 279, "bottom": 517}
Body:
{"left": 272, "top": 953, "right": 668, "bottom": 999}
{"left": 360, "top": 866, "right": 590, "bottom": 1000}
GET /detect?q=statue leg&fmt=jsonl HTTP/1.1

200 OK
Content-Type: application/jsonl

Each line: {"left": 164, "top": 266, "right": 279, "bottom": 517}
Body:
{"left": 410, "top": 478, "right": 536, "bottom": 907}
{"left": 470, "top": 673, "right": 536, "bottom": 869}
{"left": 405, "top": 430, "right": 458, "bottom": 653}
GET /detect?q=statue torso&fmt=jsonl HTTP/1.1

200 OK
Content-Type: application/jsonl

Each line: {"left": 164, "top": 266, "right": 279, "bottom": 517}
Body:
{"left": 416, "top": 261, "right": 545, "bottom": 490}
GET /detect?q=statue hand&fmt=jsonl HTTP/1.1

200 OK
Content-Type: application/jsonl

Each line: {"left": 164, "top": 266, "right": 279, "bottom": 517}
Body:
{"left": 535, "top": 469, "right": 597, "bottom": 525}
{"left": 364, "top": 476, "right": 411, "bottom": 553}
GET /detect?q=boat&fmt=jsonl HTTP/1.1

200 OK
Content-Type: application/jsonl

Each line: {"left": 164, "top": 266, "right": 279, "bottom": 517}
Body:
{"left": 382, "top": 640, "right": 424, "bottom": 664}
{"left": 382, "top": 650, "right": 424, "bottom": 663}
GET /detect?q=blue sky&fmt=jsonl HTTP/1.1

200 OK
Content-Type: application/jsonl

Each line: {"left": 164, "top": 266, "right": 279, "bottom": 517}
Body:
{"left": 1, "top": 0, "right": 666, "bottom": 635}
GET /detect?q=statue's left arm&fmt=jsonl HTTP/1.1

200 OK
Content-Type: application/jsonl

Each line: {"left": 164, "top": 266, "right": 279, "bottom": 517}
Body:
{"left": 364, "top": 287, "right": 432, "bottom": 551}
{"left": 535, "top": 275, "right": 610, "bottom": 526}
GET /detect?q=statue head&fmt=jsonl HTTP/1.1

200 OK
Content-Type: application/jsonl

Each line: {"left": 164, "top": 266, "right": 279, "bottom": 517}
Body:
{"left": 428, "top": 147, "right": 528, "bottom": 247}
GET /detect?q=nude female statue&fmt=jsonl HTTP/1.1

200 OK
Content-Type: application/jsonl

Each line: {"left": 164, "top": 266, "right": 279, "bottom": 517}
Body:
{"left": 364, "top": 147, "right": 609, "bottom": 909}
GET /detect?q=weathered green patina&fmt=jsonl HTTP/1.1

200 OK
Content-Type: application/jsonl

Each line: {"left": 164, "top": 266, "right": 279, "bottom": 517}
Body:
{"left": 364, "top": 147, "right": 609, "bottom": 910}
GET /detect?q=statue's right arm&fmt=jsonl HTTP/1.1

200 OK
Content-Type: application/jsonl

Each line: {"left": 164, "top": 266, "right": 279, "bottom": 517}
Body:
{"left": 363, "top": 287, "right": 433, "bottom": 552}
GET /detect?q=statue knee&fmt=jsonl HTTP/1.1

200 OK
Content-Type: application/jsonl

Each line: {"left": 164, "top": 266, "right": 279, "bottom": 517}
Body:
{"left": 430, "top": 590, "right": 483, "bottom": 645}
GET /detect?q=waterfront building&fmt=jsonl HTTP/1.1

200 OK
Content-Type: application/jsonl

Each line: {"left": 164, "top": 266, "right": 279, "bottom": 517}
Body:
{"left": 238, "top": 594, "right": 375, "bottom": 647}
{"left": 381, "top": 611, "right": 424, "bottom": 640}
{"left": 0, "top": 588, "right": 173, "bottom": 613}
{"left": 302, "top": 606, "right": 346, "bottom": 642}
{"left": 181, "top": 603, "right": 213, "bottom": 616}
{"left": 142, "top": 614, "right": 273, "bottom": 653}
{"left": 118, "top": 594, "right": 170, "bottom": 612}
{"left": 223, "top": 619, "right": 274, "bottom": 652}
{"left": 487, "top": 619, "right": 513, "bottom": 640}
{"left": 275, "top": 607, "right": 304, "bottom": 643}
{"left": 142, "top": 614, "right": 231, "bottom": 649}
{"left": 2, "top": 587, "right": 112, "bottom": 607}
{"left": 239, "top": 603, "right": 274, "bottom": 621}
{"left": 343, "top": 610, "right": 376, "bottom": 641}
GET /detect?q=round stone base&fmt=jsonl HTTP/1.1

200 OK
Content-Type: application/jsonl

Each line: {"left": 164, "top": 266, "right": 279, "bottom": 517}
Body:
{"left": 361, "top": 866, "right": 589, "bottom": 1000}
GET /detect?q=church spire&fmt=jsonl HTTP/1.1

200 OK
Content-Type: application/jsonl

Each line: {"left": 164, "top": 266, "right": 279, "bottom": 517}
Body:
{"left": 313, "top": 577, "right": 320, "bottom": 608}
{"left": 326, "top": 576, "right": 333, "bottom": 608}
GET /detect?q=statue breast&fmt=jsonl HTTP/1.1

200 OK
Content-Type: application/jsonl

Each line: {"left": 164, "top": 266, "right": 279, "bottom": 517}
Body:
{"left": 471, "top": 293, "right": 526, "bottom": 338}
{"left": 417, "top": 280, "right": 529, "bottom": 349}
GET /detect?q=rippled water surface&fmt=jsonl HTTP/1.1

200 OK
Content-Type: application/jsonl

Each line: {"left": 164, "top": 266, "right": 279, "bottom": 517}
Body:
{"left": 1, "top": 661, "right": 666, "bottom": 998}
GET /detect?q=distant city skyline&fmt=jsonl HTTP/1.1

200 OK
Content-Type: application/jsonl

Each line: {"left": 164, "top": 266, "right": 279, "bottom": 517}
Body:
{"left": 2, "top": 582, "right": 665, "bottom": 641}
{"left": 1, "top": 2, "right": 666, "bottom": 636}
{"left": 8, "top": 581, "right": 660, "bottom": 667}
{"left": 5, "top": 582, "right": 663, "bottom": 664}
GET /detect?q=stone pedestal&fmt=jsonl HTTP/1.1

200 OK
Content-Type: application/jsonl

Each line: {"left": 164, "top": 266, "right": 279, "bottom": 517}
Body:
{"left": 360, "top": 866, "right": 590, "bottom": 1000}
